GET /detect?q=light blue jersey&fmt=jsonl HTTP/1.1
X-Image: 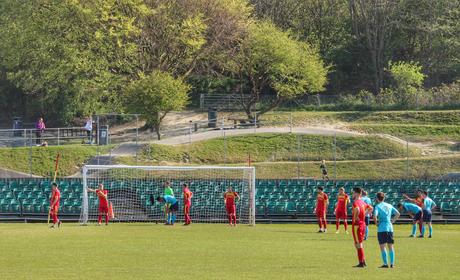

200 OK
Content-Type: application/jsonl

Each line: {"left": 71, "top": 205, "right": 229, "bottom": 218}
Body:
{"left": 374, "top": 202, "right": 399, "bottom": 232}
{"left": 361, "top": 196, "right": 372, "bottom": 217}
{"left": 403, "top": 202, "right": 421, "bottom": 214}
{"left": 164, "top": 195, "right": 177, "bottom": 205}
{"left": 423, "top": 197, "right": 436, "bottom": 211}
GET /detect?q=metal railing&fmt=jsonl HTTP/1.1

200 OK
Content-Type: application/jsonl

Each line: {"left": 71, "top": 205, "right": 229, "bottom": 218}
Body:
{"left": 0, "top": 127, "right": 94, "bottom": 147}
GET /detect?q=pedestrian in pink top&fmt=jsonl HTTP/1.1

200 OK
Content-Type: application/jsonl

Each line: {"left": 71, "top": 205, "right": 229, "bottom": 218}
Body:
{"left": 35, "top": 117, "right": 46, "bottom": 145}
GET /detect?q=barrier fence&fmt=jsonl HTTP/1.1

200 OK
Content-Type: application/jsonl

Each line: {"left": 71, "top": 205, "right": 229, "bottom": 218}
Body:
{"left": 0, "top": 112, "right": 458, "bottom": 180}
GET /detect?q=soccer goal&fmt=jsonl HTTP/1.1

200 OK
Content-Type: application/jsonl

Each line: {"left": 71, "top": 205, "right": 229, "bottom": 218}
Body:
{"left": 79, "top": 165, "right": 256, "bottom": 225}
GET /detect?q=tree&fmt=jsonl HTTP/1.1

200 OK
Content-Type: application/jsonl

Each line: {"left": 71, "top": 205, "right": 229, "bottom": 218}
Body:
{"left": 125, "top": 71, "right": 190, "bottom": 140}
{"left": 349, "top": 0, "right": 398, "bottom": 95}
{"left": 391, "top": 0, "right": 460, "bottom": 86}
{"left": 229, "top": 22, "right": 328, "bottom": 119}
{"left": 251, "top": 0, "right": 352, "bottom": 94}
{"left": 388, "top": 61, "right": 425, "bottom": 105}
{"left": 0, "top": 0, "right": 146, "bottom": 123}
{"left": 138, "top": 0, "right": 252, "bottom": 77}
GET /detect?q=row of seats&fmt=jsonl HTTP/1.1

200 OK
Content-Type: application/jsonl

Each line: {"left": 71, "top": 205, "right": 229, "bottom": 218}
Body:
{"left": 0, "top": 179, "right": 459, "bottom": 215}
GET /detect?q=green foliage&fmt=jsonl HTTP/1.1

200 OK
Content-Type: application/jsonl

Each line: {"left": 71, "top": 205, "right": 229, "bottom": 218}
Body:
{"left": 231, "top": 21, "right": 328, "bottom": 117}
{"left": 388, "top": 61, "right": 425, "bottom": 89}
{"left": 0, "top": 0, "right": 147, "bottom": 123}
{"left": 125, "top": 71, "right": 190, "bottom": 139}
{"left": 140, "top": 0, "right": 252, "bottom": 77}
{"left": 0, "top": 0, "right": 459, "bottom": 122}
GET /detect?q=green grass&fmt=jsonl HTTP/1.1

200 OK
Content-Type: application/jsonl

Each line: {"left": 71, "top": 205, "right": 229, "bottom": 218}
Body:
{"left": 252, "top": 155, "right": 460, "bottom": 179}
{"left": 119, "top": 155, "right": 460, "bottom": 179}
{"left": 348, "top": 124, "right": 460, "bottom": 141}
{"left": 0, "top": 145, "right": 112, "bottom": 176}
{"left": 0, "top": 223, "right": 459, "bottom": 280}
{"left": 137, "top": 133, "right": 420, "bottom": 164}
{"left": 259, "top": 111, "right": 460, "bottom": 142}
{"left": 260, "top": 110, "right": 460, "bottom": 126}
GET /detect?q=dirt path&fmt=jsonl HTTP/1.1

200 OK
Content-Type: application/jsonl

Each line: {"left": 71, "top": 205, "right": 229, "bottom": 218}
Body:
{"left": 0, "top": 168, "right": 42, "bottom": 178}
{"left": 154, "top": 126, "right": 362, "bottom": 145}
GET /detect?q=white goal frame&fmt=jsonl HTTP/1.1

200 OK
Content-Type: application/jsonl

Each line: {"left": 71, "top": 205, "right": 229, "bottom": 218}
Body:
{"left": 80, "top": 165, "right": 256, "bottom": 225}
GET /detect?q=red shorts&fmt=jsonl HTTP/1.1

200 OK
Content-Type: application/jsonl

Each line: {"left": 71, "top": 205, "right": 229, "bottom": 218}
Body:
{"left": 335, "top": 211, "right": 347, "bottom": 219}
{"left": 315, "top": 210, "right": 325, "bottom": 218}
{"left": 352, "top": 222, "right": 366, "bottom": 244}
{"left": 226, "top": 204, "right": 236, "bottom": 215}
{"left": 99, "top": 204, "right": 109, "bottom": 213}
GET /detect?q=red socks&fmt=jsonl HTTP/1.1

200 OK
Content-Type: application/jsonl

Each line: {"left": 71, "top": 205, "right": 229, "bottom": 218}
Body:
{"left": 357, "top": 248, "right": 365, "bottom": 263}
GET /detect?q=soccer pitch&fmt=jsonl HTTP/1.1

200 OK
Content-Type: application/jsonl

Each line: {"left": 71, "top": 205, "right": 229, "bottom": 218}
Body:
{"left": 0, "top": 224, "right": 459, "bottom": 280}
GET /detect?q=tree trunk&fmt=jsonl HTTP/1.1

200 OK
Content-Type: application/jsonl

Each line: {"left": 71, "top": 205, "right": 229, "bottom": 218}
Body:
{"left": 154, "top": 123, "right": 161, "bottom": 140}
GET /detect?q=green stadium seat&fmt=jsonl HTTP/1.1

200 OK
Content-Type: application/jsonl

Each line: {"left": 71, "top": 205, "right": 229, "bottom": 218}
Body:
{"left": 256, "top": 205, "right": 265, "bottom": 215}
{"left": 285, "top": 202, "right": 296, "bottom": 214}
{"left": 440, "top": 202, "right": 451, "bottom": 212}
{"left": 1, "top": 204, "right": 9, "bottom": 213}
{"left": 10, "top": 204, "right": 20, "bottom": 213}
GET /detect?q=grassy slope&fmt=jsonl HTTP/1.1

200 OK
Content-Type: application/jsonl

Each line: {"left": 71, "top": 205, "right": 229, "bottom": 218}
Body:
{"left": 138, "top": 134, "right": 420, "bottom": 164}
{"left": 253, "top": 156, "right": 460, "bottom": 179}
{"left": 264, "top": 110, "right": 460, "bottom": 125}
{"left": 119, "top": 155, "right": 460, "bottom": 179}
{"left": 0, "top": 145, "right": 112, "bottom": 177}
{"left": 261, "top": 111, "right": 460, "bottom": 141}
{"left": 0, "top": 223, "right": 459, "bottom": 280}
{"left": 348, "top": 124, "right": 460, "bottom": 142}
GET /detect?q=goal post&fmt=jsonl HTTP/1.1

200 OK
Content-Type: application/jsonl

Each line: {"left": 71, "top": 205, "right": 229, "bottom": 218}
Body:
{"left": 79, "top": 165, "right": 256, "bottom": 225}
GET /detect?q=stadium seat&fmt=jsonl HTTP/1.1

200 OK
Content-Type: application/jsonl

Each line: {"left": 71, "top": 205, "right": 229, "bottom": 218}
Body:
{"left": 440, "top": 202, "right": 451, "bottom": 212}
{"left": 285, "top": 202, "right": 296, "bottom": 214}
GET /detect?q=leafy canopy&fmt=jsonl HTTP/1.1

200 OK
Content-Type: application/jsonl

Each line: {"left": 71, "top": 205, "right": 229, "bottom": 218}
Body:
{"left": 231, "top": 21, "right": 327, "bottom": 116}
{"left": 124, "top": 70, "right": 189, "bottom": 138}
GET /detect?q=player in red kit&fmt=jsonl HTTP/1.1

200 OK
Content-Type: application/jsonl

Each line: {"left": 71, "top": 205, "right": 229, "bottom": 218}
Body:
{"left": 87, "top": 183, "right": 109, "bottom": 225}
{"left": 335, "top": 187, "right": 350, "bottom": 234}
{"left": 352, "top": 187, "right": 373, "bottom": 267}
{"left": 183, "top": 183, "right": 193, "bottom": 226}
{"left": 49, "top": 182, "right": 61, "bottom": 228}
{"left": 314, "top": 186, "right": 329, "bottom": 233}
{"left": 224, "top": 187, "right": 240, "bottom": 226}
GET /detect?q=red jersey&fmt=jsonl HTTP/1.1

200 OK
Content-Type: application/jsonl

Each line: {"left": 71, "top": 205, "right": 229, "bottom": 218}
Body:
{"left": 224, "top": 191, "right": 238, "bottom": 205}
{"left": 50, "top": 188, "right": 61, "bottom": 206}
{"left": 352, "top": 199, "right": 371, "bottom": 225}
{"left": 336, "top": 193, "right": 349, "bottom": 212}
{"left": 96, "top": 189, "right": 108, "bottom": 207}
{"left": 316, "top": 193, "right": 328, "bottom": 211}
{"left": 183, "top": 188, "right": 193, "bottom": 205}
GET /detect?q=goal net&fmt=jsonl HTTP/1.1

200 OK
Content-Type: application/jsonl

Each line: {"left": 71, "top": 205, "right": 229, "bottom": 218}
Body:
{"left": 79, "top": 165, "right": 256, "bottom": 225}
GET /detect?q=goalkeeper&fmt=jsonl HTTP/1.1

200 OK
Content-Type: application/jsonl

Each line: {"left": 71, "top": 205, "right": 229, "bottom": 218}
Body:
{"left": 164, "top": 181, "right": 174, "bottom": 197}
{"left": 162, "top": 181, "right": 174, "bottom": 224}
{"left": 155, "top": 195, "right": 179, "bottom": 226}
